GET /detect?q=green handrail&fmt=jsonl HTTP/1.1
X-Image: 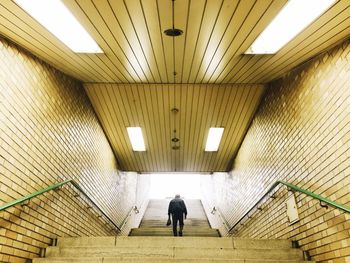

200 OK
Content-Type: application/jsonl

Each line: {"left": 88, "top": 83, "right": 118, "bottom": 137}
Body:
{"left": 0, "top": 179, "right": 121, "bottom": 232}
{"left": 228, "top": 180, "right": 350, "bottom": 233}
{"left": 278, "top": 181, "right": 350, "bottom": 213}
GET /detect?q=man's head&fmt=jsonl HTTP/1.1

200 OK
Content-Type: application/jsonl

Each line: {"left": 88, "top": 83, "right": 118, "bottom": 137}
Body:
{"left": 175, "top": 194, "right": 181, "bottom": 198}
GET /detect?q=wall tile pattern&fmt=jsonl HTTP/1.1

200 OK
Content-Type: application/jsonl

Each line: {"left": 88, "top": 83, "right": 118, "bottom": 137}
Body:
{"left": 119, "top": 173, "right": 151, "bottom": 236}
{"left": 0, "top": 37, "right": 146, "bottom": 263}
{"left": 200, "top": 173, "right": 231, "bottom": 236}
{"left": 202, "top": 39, "right": 350, "bottom": 263}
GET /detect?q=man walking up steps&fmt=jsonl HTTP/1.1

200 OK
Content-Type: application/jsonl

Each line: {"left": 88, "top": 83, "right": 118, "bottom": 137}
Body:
{"left": 168, "top": 194, "right": 187, "bottom": 236}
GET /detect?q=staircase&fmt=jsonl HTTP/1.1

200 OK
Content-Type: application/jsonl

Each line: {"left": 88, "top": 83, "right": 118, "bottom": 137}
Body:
{"left": 129, "top": 199, "right": 220, "bottom": 237}
{"left": 33, "top": 200, "right": 314, "bottom": 262}
{"left": 34, "top": 236, "right": 313, "bottom": 263}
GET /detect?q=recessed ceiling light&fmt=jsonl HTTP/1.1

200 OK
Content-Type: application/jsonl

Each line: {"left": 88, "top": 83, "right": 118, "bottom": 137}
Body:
{"left": 127, "top": 127, "right": 146, "bottom": 152}
{"left": 15, "top": 0, "right": 103, "bottom": 53}
{"left": 245, "top": 0, "right": 335, "bottom": 54}
{"left": 205, "top": 128, "right": 224, "bottom": 152}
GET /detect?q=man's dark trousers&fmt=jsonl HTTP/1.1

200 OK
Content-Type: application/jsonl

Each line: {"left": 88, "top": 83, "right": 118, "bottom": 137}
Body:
{"left": 172, "top": 211, "right": 184, "bottom": 236}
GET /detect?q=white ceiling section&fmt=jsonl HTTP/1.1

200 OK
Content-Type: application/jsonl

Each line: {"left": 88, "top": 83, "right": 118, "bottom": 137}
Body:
{"left": 1, "top": 0, "right": 349, "bottom": 172}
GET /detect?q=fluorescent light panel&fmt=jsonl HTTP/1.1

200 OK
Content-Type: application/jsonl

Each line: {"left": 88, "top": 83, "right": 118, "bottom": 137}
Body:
{"left": 16, "top": 0, "right": 102, "bottom": 53}
{"left": 205, "top": 128, "right": 224, "bottom": 152}
{"left": 127, "top": 127, "right": 146, "bottom": 151}
{"left": 246, "top": 0, "right": 335, "bottom": 54}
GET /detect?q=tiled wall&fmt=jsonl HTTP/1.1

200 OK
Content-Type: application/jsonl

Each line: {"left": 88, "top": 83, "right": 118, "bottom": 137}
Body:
{"left": 200, "top": 173, "right": 231, "bottom": 236}
{"left": 0, "top": 37, "right": 149, "bottom": 263}
{"left": 119, "top": 173, "right": 150, "bottom": 236}
{"left": 202, "top": 39, "right": 350, "bottom": 263}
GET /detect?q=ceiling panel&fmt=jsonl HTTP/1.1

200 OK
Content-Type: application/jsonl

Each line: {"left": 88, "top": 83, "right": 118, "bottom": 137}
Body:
{"left": 1, "top": 0, "right": 349, "bottom": 172}
{"left": 232, "top": 0, "right": 350, "bottom": 83}
{"left": 0, "top": 0, "right": 348, "bottom": 84}
{"left": 85, "top": 83, "right": 265, "bottom": 172}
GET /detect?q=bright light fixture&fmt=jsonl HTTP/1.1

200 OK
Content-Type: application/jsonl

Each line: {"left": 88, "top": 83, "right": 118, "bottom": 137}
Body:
{"left": 205, "top": 128, "right": 224, "bottom": 152}
{"left": 245, "top": 0, "right": 335, "bottom": 54}
{"left": 127, "top": 127, "right": 146, "bottom": 152}
{"left": 15, "top": 0, "right": 103, "bottom": 53}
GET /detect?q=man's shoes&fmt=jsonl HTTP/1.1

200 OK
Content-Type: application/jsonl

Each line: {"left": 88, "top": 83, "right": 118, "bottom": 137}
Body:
{"left": 179, "top": 231, "right": 183, "bottom": 236}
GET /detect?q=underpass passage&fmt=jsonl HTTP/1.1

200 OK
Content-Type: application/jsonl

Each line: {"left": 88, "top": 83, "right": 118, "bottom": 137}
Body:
{"left": 130, "top": 199, "right": 220, "bottom": 237}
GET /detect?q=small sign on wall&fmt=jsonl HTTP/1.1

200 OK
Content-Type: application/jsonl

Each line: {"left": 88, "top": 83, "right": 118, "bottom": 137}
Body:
{"left": 286, "top": 193, "right": 299, "bottom": 224}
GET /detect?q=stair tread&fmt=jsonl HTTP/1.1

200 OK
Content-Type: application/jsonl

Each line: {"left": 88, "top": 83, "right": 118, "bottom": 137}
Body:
{"left": 40, "top": 237, "right": 309, "bottom": 263}
{"left": 45, "top": 246, "right": 303, "bottom": 261}
{"left": 51, "top": 248, "right": 294, "bottom": 252}
{"left": 34, "top": 258, "right": 314, "bottom": 263}
{"left": 57, "top": 237, "right": 291, "bottom": 249}
{"left": 130, "top": 229, "right": 218, "bottom": 231}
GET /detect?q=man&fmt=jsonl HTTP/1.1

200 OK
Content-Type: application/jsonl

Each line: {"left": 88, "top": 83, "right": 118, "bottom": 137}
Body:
{"left": 168, "top": 194, "right": 187, "bottom": 236}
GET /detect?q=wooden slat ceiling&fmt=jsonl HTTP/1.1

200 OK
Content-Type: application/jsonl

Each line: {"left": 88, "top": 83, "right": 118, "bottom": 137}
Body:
{"left": 85, "top": 83, "right": 265, "bottom": 172}
{"left": 1, "top": 0, "right": 349, "bottom": 172}
{"left": 0, "top": 0, "right": 349, "bottom": 84}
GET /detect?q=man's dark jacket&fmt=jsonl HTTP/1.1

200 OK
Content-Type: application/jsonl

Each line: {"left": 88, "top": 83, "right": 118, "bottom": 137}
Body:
{"left": 168, "top": 198, "right": 187, "bottom": 216}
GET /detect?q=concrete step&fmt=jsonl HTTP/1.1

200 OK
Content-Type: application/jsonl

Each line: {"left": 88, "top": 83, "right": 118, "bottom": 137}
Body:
{"left": 140, "top": 225, "right": 210, "bottom": 228}
{"left": 129, "top": 225, "right": 215, "bottom": 231}
{"left": 44, "top": 246, "right": 304, "bottom": 260}
{"left": 142, "top": 221, "right": 208, "bottom": 226}
{"left": 140, "top": 225, "right": 211, "bottom": 228}
{"left": 35, "top": 237, "right": 311, "bottom": 263}
{"left": 130, "top": 227, "right": 216, "bottom": 230}
{"left": 129, "top": 228, "right": 220, "bottom": 237}
{"left": 130, "top": 232, "right": 220, "bottom": 237}
{"left": 57, "top": 236, "right": 292, "bottom": 250}
{"left": 134, "top": 227, "right": 218, "bottom": 230}
{"left": 34, "top": 258, "right": 314, "bottom": 263}
{"left": 130, "top": 227, "right": 218, "bottom": 231}
{"left": 140, "top": 224, "right": 210, "bottom": 228}
{"left": 139, "top": 226, "right": 212, "bottom": 230}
